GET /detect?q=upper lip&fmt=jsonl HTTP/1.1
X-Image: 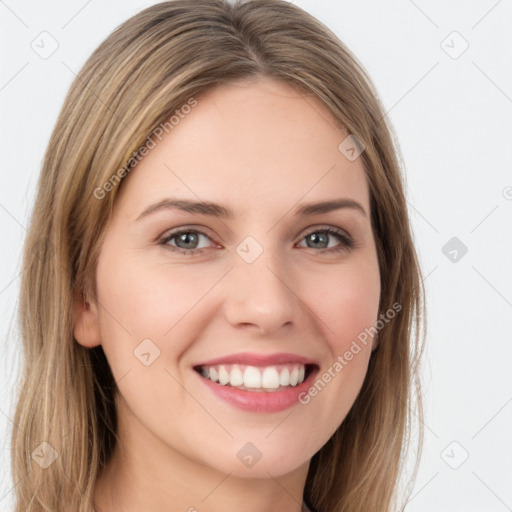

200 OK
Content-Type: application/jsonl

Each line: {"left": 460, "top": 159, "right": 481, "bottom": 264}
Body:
{"left": 194, "top": 352, "right": 319, "bottom": 368}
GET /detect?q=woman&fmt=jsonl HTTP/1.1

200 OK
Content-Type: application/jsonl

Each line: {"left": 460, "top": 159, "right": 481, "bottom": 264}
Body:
{"left": 11, "top": 1, "right": 425, "bottom": 511}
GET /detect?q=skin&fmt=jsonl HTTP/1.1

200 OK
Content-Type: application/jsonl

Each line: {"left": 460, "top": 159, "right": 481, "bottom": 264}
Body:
{"left": 74, "top": 77, "right": 381, "bottom": 512}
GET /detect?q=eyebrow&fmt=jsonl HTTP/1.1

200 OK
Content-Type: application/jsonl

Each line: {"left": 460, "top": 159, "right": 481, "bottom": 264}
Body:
{"left": 136, "top": 197, "right": 367, "bottom": 221}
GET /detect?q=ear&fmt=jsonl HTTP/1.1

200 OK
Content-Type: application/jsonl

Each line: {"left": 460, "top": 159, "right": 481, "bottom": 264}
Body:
{"left": 73, "top": 291, "right": 102, "bottom": 348}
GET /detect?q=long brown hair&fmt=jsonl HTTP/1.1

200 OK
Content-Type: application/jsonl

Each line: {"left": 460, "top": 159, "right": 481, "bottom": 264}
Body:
{"left": 11, "top": 1, "right": 425, "bottom": 510}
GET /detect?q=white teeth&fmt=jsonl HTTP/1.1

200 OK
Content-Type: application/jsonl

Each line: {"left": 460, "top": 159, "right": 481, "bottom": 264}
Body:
{"left": 218, "top": 365, "right": 230, "bottom": 385}
{"left": 230, "top": 365, "right": 244, "bottom": 386}
{"left": 243, "top": 366, "right": 262, "bottom": 388}
{"left": 209, "top": 367, "right": 218, "bottom": 382}
{"left": 199, "top": 363, "right": 308, "bottom": 390}
{"left": 261, "top": 367, "right": 280, "bottom": 389}
{"left": 298, "top": 365, "right": 305, "bottom": 383}
{"left": 279, "top": 367, "right": 290, "bottom": 386}
{"left": 290, "top": 367, "right": 299, "bottom": 386}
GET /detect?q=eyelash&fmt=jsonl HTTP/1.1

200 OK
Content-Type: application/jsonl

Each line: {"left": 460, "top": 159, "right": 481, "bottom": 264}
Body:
{"left": 158, "top": 226, "right": 355, "bottom": 256}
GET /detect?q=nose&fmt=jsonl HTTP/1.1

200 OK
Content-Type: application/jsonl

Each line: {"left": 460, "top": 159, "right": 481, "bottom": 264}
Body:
{"left": 222, "top": 249, "right": 299, "bottom": 336}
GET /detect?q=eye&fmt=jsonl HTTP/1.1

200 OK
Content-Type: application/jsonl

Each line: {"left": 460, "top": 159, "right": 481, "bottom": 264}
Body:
{"left": 297, "top": 227, "right": 354, "bottom": 253}
{"left": 158, "top": 226, "right": 354, "bottom": 256}
{"left": 159, "top": 229, "right": 216, "bottom": 255}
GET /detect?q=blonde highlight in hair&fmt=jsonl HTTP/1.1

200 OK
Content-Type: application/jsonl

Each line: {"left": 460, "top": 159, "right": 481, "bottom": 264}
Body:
{"left": 12, "top": 1, "right": 425, "bottom": 511}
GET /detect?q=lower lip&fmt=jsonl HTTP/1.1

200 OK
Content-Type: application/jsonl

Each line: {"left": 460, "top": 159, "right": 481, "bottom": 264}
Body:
{"left": 196, "top": 367, "right": 318, "bottom": 413}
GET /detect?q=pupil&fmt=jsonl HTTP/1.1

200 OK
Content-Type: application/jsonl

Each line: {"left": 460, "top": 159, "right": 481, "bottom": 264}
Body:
{"left": 178, "top": 232, "right": 197, "bottom": 249}
{"left": 309, "top": 232, "right": 327, "bottom": 248}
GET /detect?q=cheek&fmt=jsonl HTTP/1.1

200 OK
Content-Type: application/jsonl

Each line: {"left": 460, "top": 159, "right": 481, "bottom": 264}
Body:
{"left": 299, "top": 257, "right": 380, "bottom": 416}
{"left": 95, "top": 250, "right": 225, "bottom": 368}
{"left": 306, "top": 257, "right": 381, "bottom": 349}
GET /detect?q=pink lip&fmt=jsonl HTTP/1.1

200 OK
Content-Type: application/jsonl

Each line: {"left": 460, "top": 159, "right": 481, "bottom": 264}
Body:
{"left": 195, "top": 365, "right": 319, "bottom": 413}
{"left": 194, "top": 352, "right": 318, "bottom": 368}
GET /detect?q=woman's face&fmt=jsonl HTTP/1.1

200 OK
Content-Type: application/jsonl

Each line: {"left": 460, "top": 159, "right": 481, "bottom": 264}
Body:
{"left": 76, "top": 78, "right": 380, "bottom": 478}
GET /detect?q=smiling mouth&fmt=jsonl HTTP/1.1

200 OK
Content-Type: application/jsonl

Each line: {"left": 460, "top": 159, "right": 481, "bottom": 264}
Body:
{"left": 193, "top": 363, "right": 317, "bottom": 392}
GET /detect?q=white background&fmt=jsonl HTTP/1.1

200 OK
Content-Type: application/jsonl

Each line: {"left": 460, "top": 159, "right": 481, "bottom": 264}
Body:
{"left": 1, "top": 1, "right": 511, "bottom": 511}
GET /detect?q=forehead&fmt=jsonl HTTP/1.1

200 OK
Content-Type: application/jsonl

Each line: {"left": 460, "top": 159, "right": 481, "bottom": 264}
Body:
{"left": 115, "top": 78, "right": 369, "bottom": 219}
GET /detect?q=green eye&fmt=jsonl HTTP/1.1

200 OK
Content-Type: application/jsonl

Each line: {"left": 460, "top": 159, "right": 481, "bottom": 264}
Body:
{"left": 160, "top": 229, "right": 213, "bottom": 254}
{"left": 159, "top": 227, "right": 354, "bottom": 256}
{"left": 299, "top": 228, "right": 354, "bottom": 252}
